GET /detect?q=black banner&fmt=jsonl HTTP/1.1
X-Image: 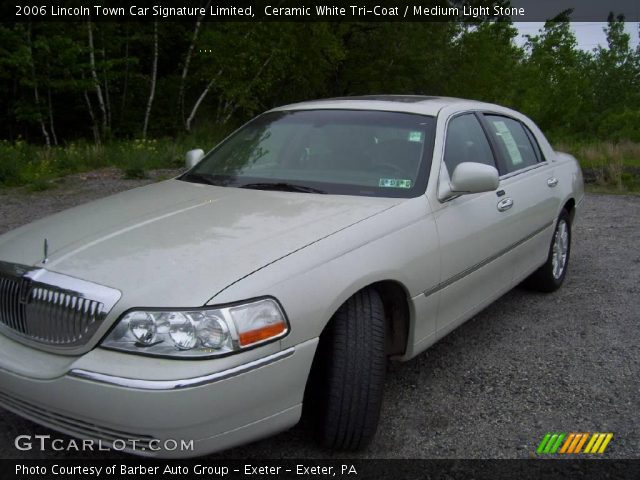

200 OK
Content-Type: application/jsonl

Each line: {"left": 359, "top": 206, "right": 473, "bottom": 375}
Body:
{"left": 3, "top": 0, "right": 640, "bottom": 22}
{"left": 2, "top": 459, "right": 640, "bottom": 480}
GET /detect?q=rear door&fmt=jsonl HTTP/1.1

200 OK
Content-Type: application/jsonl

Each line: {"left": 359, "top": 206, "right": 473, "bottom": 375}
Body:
{"left": 480, "top": 114, "right": 561, "bottom": 282}
{"left": 433, "top": 113, "right": 518, "bottom": 334}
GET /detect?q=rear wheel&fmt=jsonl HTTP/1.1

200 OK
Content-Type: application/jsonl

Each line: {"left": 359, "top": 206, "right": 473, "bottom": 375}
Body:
{"left": 525, "top": 209, "right": 571, "bottom": 292}
{"left": 305, "top": 288, "right": 386, "bottom": 450}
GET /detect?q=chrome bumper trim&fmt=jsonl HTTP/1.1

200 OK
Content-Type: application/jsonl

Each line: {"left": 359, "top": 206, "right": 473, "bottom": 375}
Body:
{"left": 68, "top": 347, "right": 295, "bottom": 390}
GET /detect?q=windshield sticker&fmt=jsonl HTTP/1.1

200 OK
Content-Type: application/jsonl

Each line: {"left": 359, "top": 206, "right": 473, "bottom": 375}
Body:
{"left": 379, "top": 178, "right": 412, "bottom": 188}
{"left": 493, "top": 120, "right": 523, "bottom": 165}
{"left": 408, "top": 131, "right": 423, "bottom": 142}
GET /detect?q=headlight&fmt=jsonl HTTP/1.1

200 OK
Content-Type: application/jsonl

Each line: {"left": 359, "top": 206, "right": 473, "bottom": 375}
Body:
{"left": 102, "top": 298, "right": 289, "bottom": 358}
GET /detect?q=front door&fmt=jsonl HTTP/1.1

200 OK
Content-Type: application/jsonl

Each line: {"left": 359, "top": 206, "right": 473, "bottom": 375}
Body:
{"left": 433, "top": 113, "right": 518, "bottom": 335}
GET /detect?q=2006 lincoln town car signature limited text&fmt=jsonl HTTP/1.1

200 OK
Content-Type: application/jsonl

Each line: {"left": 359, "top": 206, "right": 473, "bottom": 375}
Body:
{"left": 0, "top": 96, "right": 583, "bottom": 457}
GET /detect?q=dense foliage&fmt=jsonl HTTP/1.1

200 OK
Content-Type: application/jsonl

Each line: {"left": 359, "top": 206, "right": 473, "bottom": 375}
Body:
{"left": 1, "top": 16, "right": 638, "bottom": 146}
{"left": 0, "top": 16, "right": 638, "bottom": 192}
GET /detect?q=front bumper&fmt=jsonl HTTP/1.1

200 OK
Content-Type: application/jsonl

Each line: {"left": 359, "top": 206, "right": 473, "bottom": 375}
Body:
{"left": 0, "top": 334, "right": 318, "bottom": 458}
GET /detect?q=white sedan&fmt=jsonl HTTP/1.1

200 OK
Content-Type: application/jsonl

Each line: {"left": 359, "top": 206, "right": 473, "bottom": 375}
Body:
{"left": 0, "top": 96, "right": 584, "bottom": 457}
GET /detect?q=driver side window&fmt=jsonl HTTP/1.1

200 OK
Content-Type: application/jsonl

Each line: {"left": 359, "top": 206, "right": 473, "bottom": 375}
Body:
{"left": 444, "top": 114, "right": 497, "bottom": 175}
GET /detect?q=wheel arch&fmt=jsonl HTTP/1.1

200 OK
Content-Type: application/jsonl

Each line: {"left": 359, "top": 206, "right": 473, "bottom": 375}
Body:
{"left": 370, "top": 280, "right": 411, "bottom": 357}
{"left": 319, "top": 279, "right": 412, "bottom": 358}
{"left": 562, "top": 197, "right": 576, "bottom": 224}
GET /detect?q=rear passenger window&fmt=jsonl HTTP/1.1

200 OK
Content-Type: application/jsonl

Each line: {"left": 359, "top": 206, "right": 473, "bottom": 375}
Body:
{"left": 443, "top": 114, "right": 496, "bottom": 175}
{"left": 523, "top": 124, "right": 545, "bottom": 162}
{"left": 484, "top": 115, "right": 540, "bottom": 173}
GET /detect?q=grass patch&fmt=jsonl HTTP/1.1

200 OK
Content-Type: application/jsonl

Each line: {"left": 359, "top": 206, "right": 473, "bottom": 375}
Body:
{"left": 26, "top": 178, "right": 56, "bottom": 192}
{"left": 0, "top": 125, "right": 229, "bottom": 189}
{"left": 554, "top": 141, "right": 640, "bottom": 193}
{"left": 123, "top": 166, "right": 149, "bottom": 180}
{"left": 3, "top": 134, "right": 638, "bottom": 194}
{"left": 585, "top": 185, "right": 640, "bottom": 196}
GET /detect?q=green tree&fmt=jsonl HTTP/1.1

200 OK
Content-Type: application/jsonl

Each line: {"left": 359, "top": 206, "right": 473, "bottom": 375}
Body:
{"left": 518, "top": 11, "right": 592, "bottom": 139}
{"left": 591, "top": 14, "right": 640, "bottom": 140}
{"left": 445, "top": 20, "right": 523, "bottom": 105}
{"left": 334, "top": 22, "right": 459, "bottom": 95}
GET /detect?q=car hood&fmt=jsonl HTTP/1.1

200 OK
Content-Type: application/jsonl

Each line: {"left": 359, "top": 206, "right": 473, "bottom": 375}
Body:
{"left": 0, "top": 179, "right": 399, "bottom": 309}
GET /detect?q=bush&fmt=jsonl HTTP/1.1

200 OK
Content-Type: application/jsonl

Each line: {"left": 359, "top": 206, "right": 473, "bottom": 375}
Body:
{"left": 0, "top": 125, "right": 228, "bottom": 189}
{"left": 556, "top": 140, "right": 640, "bottom": 192}
{"left": 597, "top": 110, "right": 640, "bottom": 143}
{"left": 0, "top": 143, "right": 22, "bottom": 185}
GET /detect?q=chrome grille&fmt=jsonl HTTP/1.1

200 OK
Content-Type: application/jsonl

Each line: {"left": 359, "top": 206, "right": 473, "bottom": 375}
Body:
{"left": 0, "top": 261, "right": 121, "bottom": 348}
{"left": 0, "top": 276, "right": 27, "bottom": 333}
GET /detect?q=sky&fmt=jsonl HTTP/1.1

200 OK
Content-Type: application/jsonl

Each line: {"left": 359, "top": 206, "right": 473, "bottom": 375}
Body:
{"left": 514, "top": 22, "right": 640, "bottom": 51}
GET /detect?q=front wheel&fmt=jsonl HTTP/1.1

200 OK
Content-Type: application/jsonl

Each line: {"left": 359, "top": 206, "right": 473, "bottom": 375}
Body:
{"left": 305, "top": 288, "right": 386, "bottom": 450}
{"left": 525, "top": 209, "right": 571, "bottom": 292}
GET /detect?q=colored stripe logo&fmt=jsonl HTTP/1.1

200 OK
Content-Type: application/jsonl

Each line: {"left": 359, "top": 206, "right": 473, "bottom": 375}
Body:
{"left": 537, "top": 433, "right": 613, "bottom": 454}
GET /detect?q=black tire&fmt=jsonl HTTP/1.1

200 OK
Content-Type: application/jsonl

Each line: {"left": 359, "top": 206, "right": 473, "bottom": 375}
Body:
{"left": 305, "top": 288, "right": 386, "bottom": 450}
{"left": 525, "top": 209, "right": 571, "bottom": 292}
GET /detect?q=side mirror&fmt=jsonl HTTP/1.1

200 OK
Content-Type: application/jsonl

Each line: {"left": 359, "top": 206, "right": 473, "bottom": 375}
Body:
{"left": 185, "top": 149, "right": 205, "bottom": 169}
{"left": 450, "top": 162, "right": 499, "bottom": 194}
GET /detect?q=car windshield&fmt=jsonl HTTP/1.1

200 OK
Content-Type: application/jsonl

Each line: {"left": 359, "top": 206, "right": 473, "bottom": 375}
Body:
{"left": 181, "top": 109, "right": 436, "bottom": 197}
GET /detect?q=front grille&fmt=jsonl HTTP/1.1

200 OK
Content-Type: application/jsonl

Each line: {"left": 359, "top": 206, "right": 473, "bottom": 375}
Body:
{"left": 0, "top": 261, "right": 121, "bottom": 348}
{"left": 0, "top": 391, "right": 156, "bottom": 449}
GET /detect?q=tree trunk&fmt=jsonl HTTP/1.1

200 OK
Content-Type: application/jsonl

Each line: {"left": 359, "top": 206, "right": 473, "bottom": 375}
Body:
{"left": 185, "top": 70, "right": 220, "bottom": 132}
{"left": 87, "top": 20, "right": 108, "bottom": 136}
{"left": 222, "top": 53, "right": 274, "bottom": 124}
{"left": 47, "top": 85, "right": 58, "bottom": 146}
{"left": 83, "top": 88, "right": 100, "bottom": 145}
{"left": 120, "top": 25, "right": 130, "bottom": 124}
{"left": 142, "top": 21, "right": 158, "bottom": 139}
{"left": 184, "top": 30, "right": 252, "bottom": 131}
{"left": 178, "top": 0, "right": 211, "bottom": 123}
{"left": 101, "top": 42, "right": 112, "bottom": 132}
{"left": 26, "top": 25, "right": 50, "bottom": 147}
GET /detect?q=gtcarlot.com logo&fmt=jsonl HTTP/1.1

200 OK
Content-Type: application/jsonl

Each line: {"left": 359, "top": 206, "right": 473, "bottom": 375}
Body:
{"left": 14, "top": 434, "right": 194, "bottom": 452}
{"left": 536, "top": 432, "right": 613, "bottom": 455}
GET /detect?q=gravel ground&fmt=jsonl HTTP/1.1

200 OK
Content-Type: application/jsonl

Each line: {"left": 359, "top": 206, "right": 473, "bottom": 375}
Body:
{"left": 0, "top": 171, "right": 638, "bottom": 459}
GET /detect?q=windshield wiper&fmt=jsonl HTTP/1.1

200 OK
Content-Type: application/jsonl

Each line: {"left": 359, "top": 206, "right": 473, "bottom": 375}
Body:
{"left": 181, "top": 172, "right": 221, "bottom": 186}
{"left": 239, "top": 182, "right": 327, "bottom": 194}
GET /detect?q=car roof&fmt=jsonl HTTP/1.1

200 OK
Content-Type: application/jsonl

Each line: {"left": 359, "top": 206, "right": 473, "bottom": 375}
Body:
{"left": 270, "top": 95, "right": 503, "bottom": 117}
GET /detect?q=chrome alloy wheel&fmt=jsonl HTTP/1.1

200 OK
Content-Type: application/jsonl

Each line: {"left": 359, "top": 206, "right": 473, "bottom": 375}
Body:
{"left": 552, "top": 219, "right": 569, "bottom": 279}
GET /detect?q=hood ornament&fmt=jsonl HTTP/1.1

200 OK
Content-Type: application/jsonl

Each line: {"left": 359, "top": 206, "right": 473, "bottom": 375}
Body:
{"left": 42, "top": 238, "right": 49, "bottom": 264}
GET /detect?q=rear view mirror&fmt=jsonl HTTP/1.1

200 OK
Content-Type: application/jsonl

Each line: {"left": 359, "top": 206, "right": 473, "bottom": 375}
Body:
{"left": 450, "top": 162, "right": 499, "bottom": 194}
{"left": 185, "top": 149, "right": 205, "bottom": 169}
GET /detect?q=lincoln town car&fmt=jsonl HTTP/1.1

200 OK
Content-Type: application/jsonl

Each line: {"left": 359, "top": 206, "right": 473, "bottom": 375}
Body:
{"left": 0, "top": 96, "right": 584, "bottom": 457}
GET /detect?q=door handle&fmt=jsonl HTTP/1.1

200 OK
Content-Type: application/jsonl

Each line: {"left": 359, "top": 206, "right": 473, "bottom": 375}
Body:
{"left": 497, "top": 197, "right": 513, "bottom": 212}
{"left": 547, "top": 177, "right": 558, "bottom": 187}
